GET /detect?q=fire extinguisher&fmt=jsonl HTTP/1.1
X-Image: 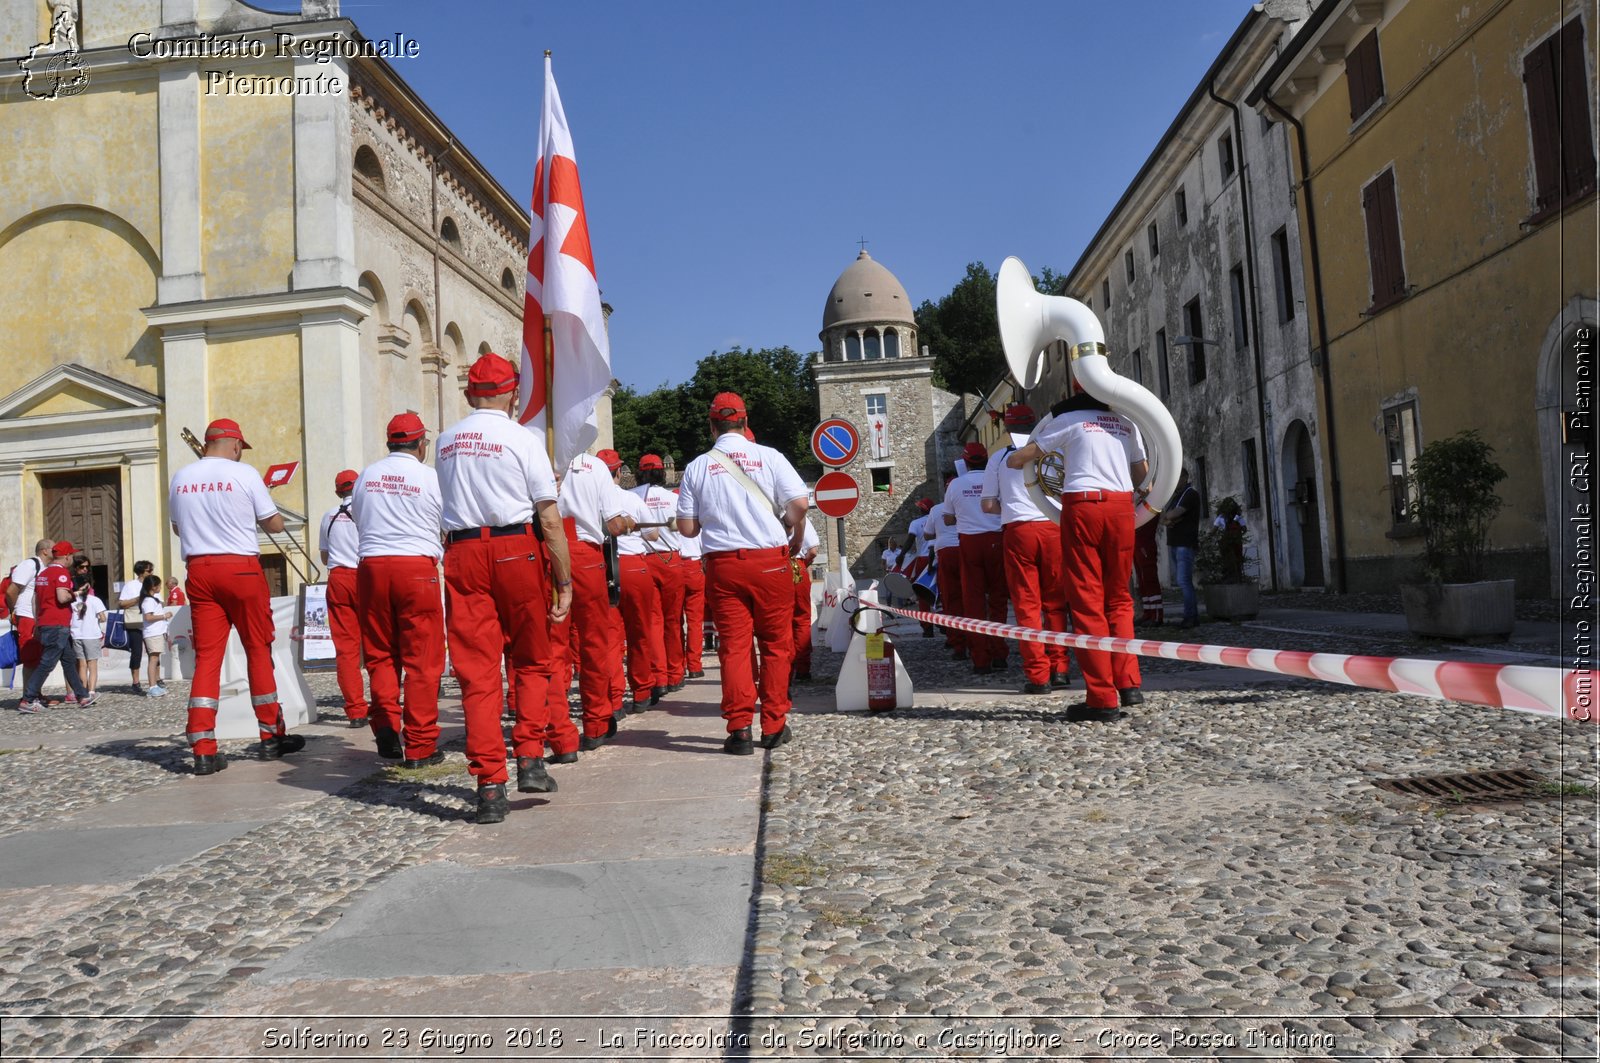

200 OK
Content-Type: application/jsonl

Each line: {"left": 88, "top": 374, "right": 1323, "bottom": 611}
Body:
{"left": 866, "top": 631, "right": 897, "bottom": 712}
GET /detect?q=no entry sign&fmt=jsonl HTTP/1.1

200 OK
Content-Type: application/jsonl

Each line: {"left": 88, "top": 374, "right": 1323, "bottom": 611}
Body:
{"left": 811, "top": 418, "right": 861, "bottom": 468}
{"left": 813, "top": 470, "right": 860, "bottom": 518}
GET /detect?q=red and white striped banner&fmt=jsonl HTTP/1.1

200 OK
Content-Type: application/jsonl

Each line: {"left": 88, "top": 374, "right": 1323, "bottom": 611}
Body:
{"left": 873, "top": 603, "right": 1595, "bottom": 723}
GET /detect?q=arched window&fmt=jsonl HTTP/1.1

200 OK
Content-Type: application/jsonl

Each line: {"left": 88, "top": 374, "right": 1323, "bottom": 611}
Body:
{"left": 440, "top": 217, "right": 460, "bottom": 246}
{"left": 501, "top": 267, "right": 516, "bottom": 291}
{"left": 883, "top": 327, "right": 900, "bottom": 359}
{"left": 844, "top": 334, "right": 862, "bottom": 361}
{"left": 354, "top": 145, "right": 384, "bottom": 188}
{"left": 864, "top": 330, "right": 882, "bottom": 360}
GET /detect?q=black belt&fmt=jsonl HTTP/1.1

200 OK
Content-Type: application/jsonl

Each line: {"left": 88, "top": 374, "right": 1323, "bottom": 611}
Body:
{"left": 446, "top": 522, "right": 542, "bottom": 543}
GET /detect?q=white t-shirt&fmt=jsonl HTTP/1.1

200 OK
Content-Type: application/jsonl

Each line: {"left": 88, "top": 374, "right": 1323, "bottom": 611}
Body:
{"left": 906, "top": 516, "right": 933, "bottom": 558}
{"left": 632, "top": 484, "right": 681, "bottom": 553}
{"left": 677, "top": 516, "right": 703, "bottom": 561}
{"left": 675, "top": 433, "right": 808, "bottom": 553}
{"left": 614, "top": 489, "right": 656, "bottom": 557}
{"left": 70, "top": 594, "right": 107, "bottom": 641}
{"left": 169, "top": 456, "right": 278, "bottom": 558}
{"left": 7, "top": 557, "right": 41, "bottom": 619}
{"left": 318, "top": 499, "right": 361, "bottom": 569}
{"left": 118, "top": 578, "right": 144, "bottom": 624}
{"left": 881, "top": 547, "right": 900, "bottom": 570}
{"left": 1031, "top": 408, "right": 1147, "bottom": 493}
{"left": 435, "top": 408, "right": 557, "bottom": 531}
{"left": 927, "top": 501, "right": 962, "bottom": 551}
{"left": 140, "top": 594, "right": 170, "bottom": 638}
{"left": 945, "top": 469, "right": 1003, "bottom": 535}
{"left": 799, "top": 519, "right": 820, "bottom": 559}
{"left": 981, "top": 440, "right": 1052, "bottom": 525}
{"left": 351, "top": 452, "right": 444, "bottom": 560}
{"left": 558, "top": 453, "right": 624, "bottom": 546}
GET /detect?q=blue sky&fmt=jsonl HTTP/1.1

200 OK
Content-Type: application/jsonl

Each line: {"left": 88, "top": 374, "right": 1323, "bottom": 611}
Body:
{"left": 304, "top": 0, "right": 1255, "bottom": 389}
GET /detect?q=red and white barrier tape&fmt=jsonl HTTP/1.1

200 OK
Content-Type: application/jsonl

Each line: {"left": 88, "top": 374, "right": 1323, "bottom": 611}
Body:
{"left": 874, "top": 603, "right": 1595, "bottom": 723}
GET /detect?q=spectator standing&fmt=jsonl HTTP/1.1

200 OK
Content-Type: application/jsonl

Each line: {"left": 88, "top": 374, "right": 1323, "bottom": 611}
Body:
{"left": 1161, "top": 468, "right": 1201, "bottom": 628}
{"left": 19, "top": 541, "right": 94, "bottom": 711}
{"left": 70, "top": 578, "right": 108, "bottom": 698}
{"left": 140, "top": 573, "right": 172, "bottom": 696}
{"left": 117, "top": 560, "right": 154, "bottom": 693}
{"left": 8, "top": 538, "right": 54, "bottom": 686}
{"left": 165, "top": 576, "right": 187, "bottom": 607}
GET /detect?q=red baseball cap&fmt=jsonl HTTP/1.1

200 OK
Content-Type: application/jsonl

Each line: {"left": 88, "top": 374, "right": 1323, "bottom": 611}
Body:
{"left": 204, "top": 418, "right": 251, "bottom": 449}
{"left": 963, "top": 441, "right": 988, "bottom": 461}
{"left": 708, "top": 392, "right": 747, "bottom": 418}
{"left": 915, "top": 498, "right": 934, "bottom": 512}
{"left": 638, "top": 453, "right": 664, "bottom": 471}
{"left": 334, "top": 469, "right": 358, "bottom": 491}
{"left": 387, "top": 412, "right": 427, "bottom": 443}
{"left": 466, "top": 352, "right": 518, "bottom": 396}
{"left": 1003, "top": 404, "right": 1036, "bottom": 426}
{"left": 596, "top": 448, "right": 622, "bottom": 472}
{"left": 52, "top": 540, "right": 76, "bottom": 557}
{"left": 741, "top": 427, "right": 755, "bottom": 442}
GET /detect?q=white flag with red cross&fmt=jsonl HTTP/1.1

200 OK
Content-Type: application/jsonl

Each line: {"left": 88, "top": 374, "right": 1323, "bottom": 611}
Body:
{"left": 518, "top": 53, "right": 611, "bottom": 468}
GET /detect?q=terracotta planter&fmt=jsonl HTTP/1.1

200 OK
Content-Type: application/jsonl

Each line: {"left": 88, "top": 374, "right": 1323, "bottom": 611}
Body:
{"left": 1203, "top": 582, "right": 1259, "bottom": 621}
{"left": 1400, "top": 580, "right": 1515, "bottom": 639}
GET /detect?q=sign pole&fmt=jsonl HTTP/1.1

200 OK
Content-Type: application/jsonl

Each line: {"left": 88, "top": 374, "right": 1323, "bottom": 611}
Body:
{"left": 836, "top": 516, "right": 847, "bottom": 582}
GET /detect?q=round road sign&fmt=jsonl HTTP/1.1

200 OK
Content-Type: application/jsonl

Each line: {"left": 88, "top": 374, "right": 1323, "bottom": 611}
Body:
{"left": 814, "top": 470, "right": 861, "bottom": 518}
{"left": 811, "top": 418, "right": 861, "bottom": 468}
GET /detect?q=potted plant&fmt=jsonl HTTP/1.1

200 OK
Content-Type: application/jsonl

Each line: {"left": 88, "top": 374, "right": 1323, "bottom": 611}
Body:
{"left": 1196, "top": 495, "right": 1259, "bottom": 620}
{"left": 1400, "top": 429, "right": 1514, "bottom": 639}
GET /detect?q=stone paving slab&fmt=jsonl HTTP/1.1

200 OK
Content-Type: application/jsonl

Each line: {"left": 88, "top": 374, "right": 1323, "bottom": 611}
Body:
{"left": 0, "top": 821, "right": 264, "bottom": 889}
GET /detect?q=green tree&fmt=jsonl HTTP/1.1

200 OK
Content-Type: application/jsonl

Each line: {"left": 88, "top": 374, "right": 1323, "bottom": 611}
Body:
{"left": 915, "top": 262, "right": 1063, "bottom": 398}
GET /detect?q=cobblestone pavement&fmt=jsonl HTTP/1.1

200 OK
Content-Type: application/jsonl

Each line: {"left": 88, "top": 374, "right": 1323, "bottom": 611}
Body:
{"left": 752, "top": 613, "right": 1599, "bottom": 1059}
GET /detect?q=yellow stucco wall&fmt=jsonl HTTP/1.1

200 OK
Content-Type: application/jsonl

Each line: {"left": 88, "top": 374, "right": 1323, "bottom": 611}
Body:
{"left": 199, "top": 62, "right": 295, "bottom": 299}
{"left": 206, "top": 331, "right": 309, "bottom": 530}
{"left": 0, "top": 209, "right": 161, "bottom": 392}
{"left": 1293, "top": 0, "right": 1597, "bottom": 578}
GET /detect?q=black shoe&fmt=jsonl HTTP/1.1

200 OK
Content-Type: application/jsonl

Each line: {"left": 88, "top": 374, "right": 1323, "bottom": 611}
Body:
{"left": 650, "top": 685, "right": 667, "bottom": 705}
{"left": 259, "top": 733, "right": 307, "bottom": 759}
{"left": 547, "top": 750, "right": 579, "bottom": 765}
{"left": 951, "top": 649, "right": 967, "bottom": 661}
{"left": 723, "top": 727, "right": 754, "bottom": 756}
{"left": 348, "top": 716, "right": 370, "bottom": 729}
{"left": 400, "top": 750, "right": 445, "bottom": 769}
{"left": 972, "top": 663, "right": 993, "bottom": 676}
{"left": 791, "top": 672, "right": 812, "bottom": 683}
{"left": 1050, "top": 671, "right": 1072, "bottom": 689}
{"left": 1066, "top": 704, "right": 1127, "bottom": 724}
{"left": 687, "top": 670, "right": 705, "bottom": 679}
{"left": 759, "top": 725, "right": 793, "bottom": 750}
{"left": 1118, "top": 687, "right": 1145, "bottom": 707}
{"left": 921, "top": 628, "right": 935, "bottom": 638}
{"left": 1022, "top": 682, "right": 1052, "bottom": 695}
{"left": 193, "top": 752, "right": 229, "bottom": 776}
{"left": 668, "top": 682, "right": 685, "bottom": 693}
{"left": 579, "top": 716, "right": 618, "bottom": 751}
{"left": 374, "top": 730, "right": 403, "bottom": 760}
{"left": 516, "top": 756, "right": 558, "bottom": 793}
{"left": 475, "top": 782, "right": 509, "bottom": 824}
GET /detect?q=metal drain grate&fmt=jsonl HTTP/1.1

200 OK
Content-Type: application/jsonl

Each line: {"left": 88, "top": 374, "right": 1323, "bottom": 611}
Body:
{"left": 1373, "top": 768, "right": 1548, "bottom": 803}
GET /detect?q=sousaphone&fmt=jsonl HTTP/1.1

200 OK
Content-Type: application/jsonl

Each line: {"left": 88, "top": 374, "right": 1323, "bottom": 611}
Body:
{"left": 995, "top": 256, "right": 1182, "bottom": 526}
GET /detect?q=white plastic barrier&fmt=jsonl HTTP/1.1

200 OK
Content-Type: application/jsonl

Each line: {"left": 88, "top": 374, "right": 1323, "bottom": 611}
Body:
{"left": 834, "top": 584, "right": 913, "bottom": 712}
{"left": 167, "top": 596, "right": 315, "bottom": 739}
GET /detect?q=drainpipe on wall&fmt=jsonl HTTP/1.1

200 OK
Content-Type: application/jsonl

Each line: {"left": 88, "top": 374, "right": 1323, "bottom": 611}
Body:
{"left": 428, "top": 136, "right": 457, "bottom": 434}
{"left": 1208, "top": 78, "right": 1279, "bottom": 592}
{"left": 1262, "top": 94, "right": 1348, "bottom": 594}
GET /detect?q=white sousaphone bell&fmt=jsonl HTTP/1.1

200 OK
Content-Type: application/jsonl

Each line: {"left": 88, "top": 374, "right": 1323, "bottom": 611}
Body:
{"left": 995, "top": 256, "right": 1183, "bottom": 527}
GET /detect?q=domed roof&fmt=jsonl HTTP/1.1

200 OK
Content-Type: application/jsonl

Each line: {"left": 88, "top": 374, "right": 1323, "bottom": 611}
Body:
{"left": 821, "top": 250, "right": 915, "bottom": 331}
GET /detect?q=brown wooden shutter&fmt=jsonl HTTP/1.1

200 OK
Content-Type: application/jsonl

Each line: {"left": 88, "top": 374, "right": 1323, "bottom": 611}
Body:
{"left": 1525, "top": 34, "right": 1563, "bottom": 210}
{"left": 1347, "top": 31, "right": 1384, "bottom": 120}
{"left": 1363, "top": 169, "right": 1405, "bottom": 307}
{"left": 1558, "top": 19, "right": 1597, "bottom": 200}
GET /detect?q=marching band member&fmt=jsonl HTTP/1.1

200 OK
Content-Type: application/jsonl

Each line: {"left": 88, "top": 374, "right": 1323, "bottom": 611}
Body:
{"left": 350, "top": 413, "right": 445, "bottom": 767}
{"left": 789, "top": 517, "right": 820, "bottom": 682}
{"left": 169, "top": 418, "right": 302, "bottom": 775}
{"left": 945, "top": 442, "right": 1009, "bottom": 674}
{"left": 981, "top": 404, "right": 1072, "bottom": 694}
{"left": 675, "top": 392, "right": 808, "bottom": 755}
{"left": 436, "top": 352, "right": 572, "bottom": 824}
{"left": 317, "top": 469, "right": 368, "bottom": 727}
{"left": 677, "top": 506, "right": 706, "bottom": 680}
{"left": 926, "top": 473, "right": 965, "bottom": 657}
{"left": 634, "top": 454, "right": 687, "bottom": 693}
{"left": 610, "top": 459, "right": 666, "bottom": 711}
{"left": 904, "top": 499, "right": 938, "bottom": 637}
{"left": 556, "top": 449, "right": 631, "bottom": 752}
{"left": 1008, "top": 385, "right": 1147, "bottom": 722}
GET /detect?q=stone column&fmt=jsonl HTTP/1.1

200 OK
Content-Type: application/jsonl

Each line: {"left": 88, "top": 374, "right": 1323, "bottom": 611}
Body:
{"left": 291, "top": 55, "right": 355, "bottom": 291}
{"left": 0, "top": 459, "right": 25, "bottom": 566}
{"left": 157, "top": 62, "right": 204, "bottom": 303}
{"left": 299, "top": 307, "right": 365, "bottom": 564}
{"left": 159, "top": 324, "right": 208, "bottom": 568}
{"left": 125, "top": 447, "right": 165, "bottom": 581}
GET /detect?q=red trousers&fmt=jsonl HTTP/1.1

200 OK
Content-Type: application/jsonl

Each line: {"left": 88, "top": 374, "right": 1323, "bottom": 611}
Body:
{"left": 958, "top": 531, "right": 1009, "bottom": 668}
{"left": 1002, "top": 521, "right": 1072, "bottom": 684}
{"left": 15, "top": 615, "right": 39, "bottom": 669}
{"left": 681, "top": 559, "right": 706, "bottom": 673}
{"left": 791, "top": 561, "right": 813, "bottom": 678}
{"left": 935, "top": 546, "right": 965, "bottom": 650}
{"left": 184, "top": 555, "right": 281, "bottom": 756}
{"left": 1133, "top": 520, "right": 1164, "bottom": 623}
{"left": 325, "top": 566, "right": 368, "bottom": 720}
{"left": 619, "top": 553, "right": 665, "bottom": 701}
{"left": 544, "top": 610, "right": 580, "bottom": 756}
{"left": 1061, "top": 495, "right": 1140, "bottom": 708}
{"left": 647, "top": 553, "right": 687, "bottom": 685}
{"left": 568, "top": 540, "right": 623, "bottom": 737}
{"left": 357, "top": 556, "right": 444, "bottom": 759}
{"left": 706, "top": 546, "right": 794, "bottom": 736}
{"left": 443, "top": 531, "right": 550, "bottom": 785}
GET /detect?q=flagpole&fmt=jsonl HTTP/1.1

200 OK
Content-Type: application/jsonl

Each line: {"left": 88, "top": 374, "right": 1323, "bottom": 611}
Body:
{"left": 543, "top": 314, "right": 556, "bottom": 465}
